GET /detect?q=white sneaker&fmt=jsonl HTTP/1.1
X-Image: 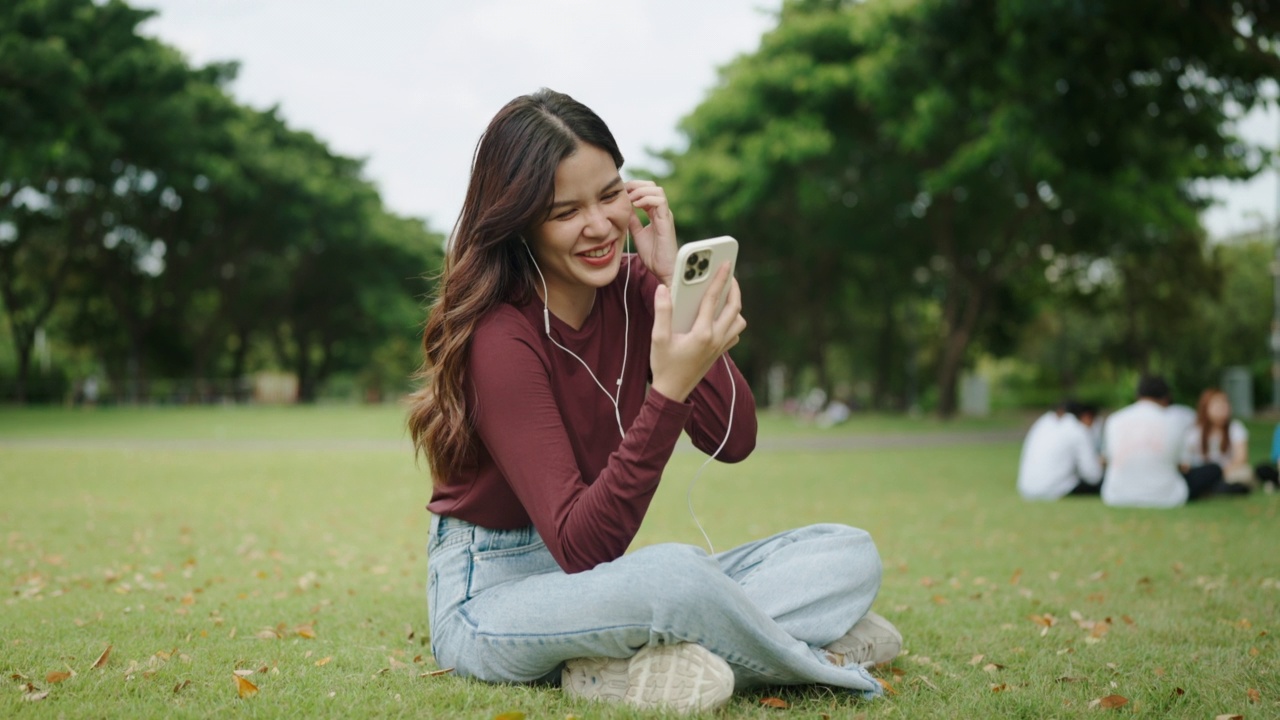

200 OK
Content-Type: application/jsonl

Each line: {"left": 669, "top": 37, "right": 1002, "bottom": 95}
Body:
{"left": 562, "top": 642, "right": 734, "bottom": 714}
{"left": 823, "top": 610, "right": 902, "bottom": 668}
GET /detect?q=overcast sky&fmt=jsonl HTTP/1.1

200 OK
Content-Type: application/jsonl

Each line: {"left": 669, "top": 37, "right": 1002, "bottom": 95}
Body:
{"left": 137, "top": 0, "right": 1277, "bottom": 240}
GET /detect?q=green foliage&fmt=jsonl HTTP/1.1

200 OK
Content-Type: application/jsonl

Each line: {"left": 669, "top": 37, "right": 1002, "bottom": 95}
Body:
{"left": 0, "top": 0, "right": 443, "bottom": 404}
{"left": 662, "top": 0, "right": 1280, "bottom": 414}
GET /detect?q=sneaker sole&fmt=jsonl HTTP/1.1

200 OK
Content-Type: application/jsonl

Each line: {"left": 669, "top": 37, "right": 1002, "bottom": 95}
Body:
{"left": 564, "top": 643, "right": 734, "bottom": 713}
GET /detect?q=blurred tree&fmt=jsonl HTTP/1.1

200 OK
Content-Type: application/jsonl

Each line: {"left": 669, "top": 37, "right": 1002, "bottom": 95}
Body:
{"left": 664, "top": 0, "right": 1279, "bottom": 415}
{"left": 0, "top": 0, "right": 443, "bottom": 403}
{"left": 661, "top": 0, "right": 924, "bottom": 404}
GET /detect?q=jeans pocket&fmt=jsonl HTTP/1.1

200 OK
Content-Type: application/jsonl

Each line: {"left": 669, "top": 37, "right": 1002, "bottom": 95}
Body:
{"left": 466, "top": 540, "right": 560, "bottom": 600}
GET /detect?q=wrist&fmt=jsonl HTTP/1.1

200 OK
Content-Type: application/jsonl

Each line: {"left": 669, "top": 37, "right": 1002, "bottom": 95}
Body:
{"left": 650, "top": 377, "right": 691, "bottom": 403}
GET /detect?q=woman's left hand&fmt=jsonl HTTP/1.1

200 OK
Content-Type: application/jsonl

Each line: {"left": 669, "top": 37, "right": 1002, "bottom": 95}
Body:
{"left": 626, "top": 180, "right": 677, "bottom": 286}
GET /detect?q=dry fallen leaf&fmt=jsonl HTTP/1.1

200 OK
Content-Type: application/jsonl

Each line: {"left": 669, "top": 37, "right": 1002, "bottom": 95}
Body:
{"left": 1173, "top": 687, "right": 1185, "bottom": 696}
{"left": 296, "top": 624, "right": 317, "bottom": 639}
{"left": 1099, "top": 694, "right": 1128, "bottom": 709}
{"left": 46, "top": 670, "right": 72, "bottom": 684}
{"left": 22, "top": 689, "right": 49, "bottom": 702}
{"left": 173, "top": 679, "right": 191, "bottom": 693}
{"left": 983, "top": 663, "right": 1004, "bottom": 673}
{"left": 421, "top": 668, "right": 455, "bottom": 677}
{"left": 876, "top": 678, "right": 897, "bottom": 695}
{"left": 315, "top": 656, "right": 333, "bottom": 667}
{"left": 990, "top": 683, "right": 1009, "bottom": 693}
{"left": 233, "top": 669, "right": 254, "bottom": 677}
{"left": 913, "top": 675, "right": 940, "bottom": 692}
{"left": 1247, "top": 688, "right": 1260, "bottom": 703}
{"left": 91, "top": 645, "right": 112, "bottom": 669}
{"left": 235, "top": 674, "right": 258, "bottom": 698}
{"left": 492, "top": 713, "right": 525, "bottom": 720}
{"left": 1214, "top": 716, "right": 1244, "bottom": 720}
{"left": 760, "top": 697, "right": 789, "bottom": 708}
{"left": 969, "top": 654, "right": 985, "bottom": 665}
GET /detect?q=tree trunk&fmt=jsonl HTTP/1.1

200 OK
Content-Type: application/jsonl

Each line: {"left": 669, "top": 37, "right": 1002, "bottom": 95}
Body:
{"left": 936, "top": 279, "right": 986, "bottom": 418}
{"left": 230, "top": 326, "right": 250, "bottom": 402}
{"left": 12, "top": 336, "right": 32, "bottom": 404}
{"left": 295, "top": 329, "right": 315, "bottom": 404}
{"left": 872, "top": 295, "right": 897, "bottom": 409}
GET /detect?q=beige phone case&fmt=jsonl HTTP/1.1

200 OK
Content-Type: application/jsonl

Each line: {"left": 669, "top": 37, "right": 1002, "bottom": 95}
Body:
{"left": 668, "top": 236, "right": 738, "bottom": 334}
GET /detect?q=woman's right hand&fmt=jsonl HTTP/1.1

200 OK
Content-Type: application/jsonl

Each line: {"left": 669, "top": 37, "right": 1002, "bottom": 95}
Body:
{"left": 649, "top": 262, "right": 746, "bottom": 403}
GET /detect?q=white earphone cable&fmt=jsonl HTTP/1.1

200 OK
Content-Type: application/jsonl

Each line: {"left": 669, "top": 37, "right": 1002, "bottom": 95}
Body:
{"left": 524, "top": 236, "right": 630, "bottom": 439}
{"left": 686, "top": 353, "right": 735, "bottom": 555}
{"left": 522, "top": 228, "right": 734, "bottom": 554}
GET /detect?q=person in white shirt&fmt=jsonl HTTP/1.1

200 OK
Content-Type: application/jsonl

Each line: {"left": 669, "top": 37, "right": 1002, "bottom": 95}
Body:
{"left": 1102, "top": 376, "right": 1223, "bottom": 508}
{"left": 1181, "top": 388, "right": 1252, "bottom": 494}
{"left": 1017, "top": 401, "right": 1103, "bottom": 500}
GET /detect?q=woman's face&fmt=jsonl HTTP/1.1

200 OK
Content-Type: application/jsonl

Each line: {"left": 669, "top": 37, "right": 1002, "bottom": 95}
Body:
{"left": 1207, "top": 394, "right": 1232, "bottom": 425}
{"left": 527, "top": 143, "right": 630, "bottom": 297}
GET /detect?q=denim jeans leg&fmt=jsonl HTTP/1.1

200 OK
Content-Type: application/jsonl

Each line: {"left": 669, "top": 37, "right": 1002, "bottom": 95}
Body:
{"left": 427, "top": 517, "right": 882, "bottom": 697}
{"left": 714, "top": 523, "right": 883, "bottom": 648}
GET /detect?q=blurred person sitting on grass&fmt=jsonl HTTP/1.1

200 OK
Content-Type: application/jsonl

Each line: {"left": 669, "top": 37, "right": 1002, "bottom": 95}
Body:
{"left": 407, "top": 89, "right": 899, "bottom": 715}
{"left": 1102, "top": 375, "right": 1234, "bottom": 507}
{"left": 1017, "top": 400, "right": 1103, "bottom": 501}
{"left": 1179, "top": 388, "right": 1253, "bottom": 496}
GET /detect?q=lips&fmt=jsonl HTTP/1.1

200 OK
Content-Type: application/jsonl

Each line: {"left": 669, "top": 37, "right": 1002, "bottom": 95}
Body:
{"left": 576, "top": 239, "right": 618, "bottom": 267}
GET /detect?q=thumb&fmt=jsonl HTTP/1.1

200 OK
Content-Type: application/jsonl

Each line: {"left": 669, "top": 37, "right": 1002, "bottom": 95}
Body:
{"left": 652, "top": 283, "right": 671, "bottom": 340}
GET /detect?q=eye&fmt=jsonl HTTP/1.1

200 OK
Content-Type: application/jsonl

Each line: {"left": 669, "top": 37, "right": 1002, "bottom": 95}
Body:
{"left": 602, "top": 190, "right": 623, "bottom": 202}
{"left": 553, "top": 208, "right": 577, "bottom": 221}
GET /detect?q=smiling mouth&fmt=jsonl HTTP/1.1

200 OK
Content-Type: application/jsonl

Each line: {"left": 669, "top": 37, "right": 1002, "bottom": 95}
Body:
{"left": 579, "top": 241, "right": 616, "bottom": 259}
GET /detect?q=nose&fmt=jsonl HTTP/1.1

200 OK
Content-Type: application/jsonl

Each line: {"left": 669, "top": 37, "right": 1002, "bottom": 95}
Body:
{"left": 582, "top": 204, "right": 612, "bottom": 239}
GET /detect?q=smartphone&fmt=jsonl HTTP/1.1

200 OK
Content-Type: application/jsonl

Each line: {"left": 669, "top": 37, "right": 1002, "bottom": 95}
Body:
{"left": 668, "top": 236, "right": 738, "bottom": 334}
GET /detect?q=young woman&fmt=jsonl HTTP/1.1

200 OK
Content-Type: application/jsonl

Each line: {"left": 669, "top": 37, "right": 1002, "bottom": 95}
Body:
{"left": 408, "top": 89, "right": 899, "bottom": 714}
{"left": 1181, "top": 388, "right": 1253, "bottom": 494}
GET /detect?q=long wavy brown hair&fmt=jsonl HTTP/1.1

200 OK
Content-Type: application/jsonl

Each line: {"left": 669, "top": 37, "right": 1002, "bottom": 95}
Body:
{"left": 407, "top": 89, "right": 624, "bottom": 486}
{"left": 1195, "top": 388, "right": 1232, "bottom": 457}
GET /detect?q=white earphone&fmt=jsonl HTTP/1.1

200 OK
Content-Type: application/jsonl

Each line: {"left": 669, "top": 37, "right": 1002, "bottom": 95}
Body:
{"left": 521, "top": 230, "right": 736, "bottom": 553}
{"left": 522, "top": 234, "right": 632, "bottom": 439}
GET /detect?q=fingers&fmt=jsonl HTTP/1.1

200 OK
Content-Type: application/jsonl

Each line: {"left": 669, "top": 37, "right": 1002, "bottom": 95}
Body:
{"left": 692, "top": 262, "right": 733, "bottom": 332}
{"left": 712, "top": 277, "right": 745, "bottom": 337}
{"left": 651, "top": 283, "right": 672, "bottom": 342}
{"left": 626, "top": 182, "right": 670, "bottom": 221}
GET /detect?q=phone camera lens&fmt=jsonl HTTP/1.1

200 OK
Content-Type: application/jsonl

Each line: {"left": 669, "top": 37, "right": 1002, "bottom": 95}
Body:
{"left": 697, "top": 258, "right": 709, "bottom": 272}
{"left": 683, "top": 268, "right": 697, "bottom": 282}
{"left": 686, "top": 254, "right": 699, "bottom": 267}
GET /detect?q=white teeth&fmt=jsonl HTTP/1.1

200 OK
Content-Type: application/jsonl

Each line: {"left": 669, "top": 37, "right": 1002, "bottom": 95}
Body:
{"left": 582, "top": 244, "right": 612, "bottom": 259}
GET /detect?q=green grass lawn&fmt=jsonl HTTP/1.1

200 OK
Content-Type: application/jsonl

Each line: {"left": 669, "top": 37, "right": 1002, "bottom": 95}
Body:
{"left": 2, "top": 406, "right": 1277, "bottom": 718}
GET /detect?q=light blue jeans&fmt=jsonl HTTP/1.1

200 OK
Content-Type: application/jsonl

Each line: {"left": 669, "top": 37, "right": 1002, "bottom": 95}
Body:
{"left": 426, "top": 515, "right": 884, "bottom": 697}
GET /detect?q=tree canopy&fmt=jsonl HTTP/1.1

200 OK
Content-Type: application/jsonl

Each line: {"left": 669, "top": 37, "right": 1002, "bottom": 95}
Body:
{"left": 662, "top": 0, "right": 1280, "bottom": 413}
{"left": 0, "top": 0, "right": 443, "bottom": 403}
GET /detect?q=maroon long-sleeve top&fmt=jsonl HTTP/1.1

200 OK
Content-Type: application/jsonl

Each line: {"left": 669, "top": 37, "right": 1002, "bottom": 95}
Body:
{"left": 427, "top": 256, "right": 757, "bottom": 573}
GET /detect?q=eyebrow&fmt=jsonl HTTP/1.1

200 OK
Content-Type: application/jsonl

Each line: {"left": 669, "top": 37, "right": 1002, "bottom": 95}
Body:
{"left": 549, "top": 177, "right": 623, "bottom": 209}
